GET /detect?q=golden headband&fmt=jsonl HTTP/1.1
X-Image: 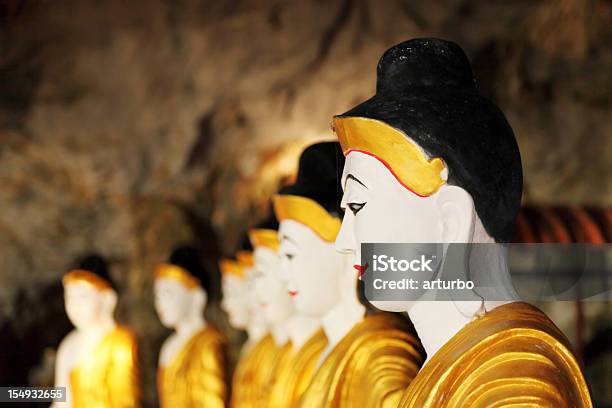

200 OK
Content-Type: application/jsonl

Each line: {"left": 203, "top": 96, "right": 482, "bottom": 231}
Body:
{"left": 236, "top": 251, "right": 254, "bottom": 267}
{"left": 332, "top": 116, "right": 446, "bottom": 196}
{"left": 219, "top": 259, "right": 246, "bottom": 279}
{"left": 272, "top": 194, "right": 341, "bottom": 242}
{"left": 63, "top": 269, "right": 112, "bottom": 291}
{"left": 249, "top": 228, "right": 280, "bottom": 252}
{"left": 154, "top": 263, "right": 201, "bottom": 289}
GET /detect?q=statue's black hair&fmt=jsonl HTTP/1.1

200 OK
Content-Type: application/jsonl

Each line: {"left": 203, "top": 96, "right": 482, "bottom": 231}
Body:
{"left": 168, "top": 245, "right": 210, "bottom": 293}
{"left": 74, "top": 253, "right": 115, "bottom": 289}
{"left": 336, "top": 38, "right": 523, "bottom": 242}
{"left": 278, "top": 141, "right": 346, "bottom": 218}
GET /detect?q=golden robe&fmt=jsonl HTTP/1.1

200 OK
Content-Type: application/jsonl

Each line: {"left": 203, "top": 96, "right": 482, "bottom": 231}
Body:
{"left": 158, "top": 326, "right": 228, "bottom": 408}
{"left": 269, "top": 329, "right": 328, "bottom": 407}
{"left": 70, "top": 325, "right": 140, "bottom": 408}
{"left": 299, "top": 313, "right": 424, "bottom": 408}
{"left": 399, "top": 302, "right": 593, "bottom": 408}
{"left": 231, "top": 334, "right": 289, "bottom": 408}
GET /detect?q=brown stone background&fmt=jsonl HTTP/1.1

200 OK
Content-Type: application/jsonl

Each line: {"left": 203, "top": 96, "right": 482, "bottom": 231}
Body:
{"left": 0, "top": 0, "right": 610, "bottom": 406}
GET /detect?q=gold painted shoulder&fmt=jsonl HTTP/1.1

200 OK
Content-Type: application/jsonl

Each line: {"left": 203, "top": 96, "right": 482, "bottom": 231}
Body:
{"left": 400, "top": 302, "right": 592, "bottom": 408}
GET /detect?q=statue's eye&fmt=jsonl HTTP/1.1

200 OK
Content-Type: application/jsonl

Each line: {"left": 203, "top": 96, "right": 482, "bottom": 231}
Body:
{"left": 284, "top": 253, "right": 294, "bottom": 261}
{"left": 347, "top": 202, "right": 366, "bottom": 215}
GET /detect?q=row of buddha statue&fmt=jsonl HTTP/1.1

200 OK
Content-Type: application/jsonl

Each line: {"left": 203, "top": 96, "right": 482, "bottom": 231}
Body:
{"left": 52, "top": 38, "right": 593, "bottom": 407}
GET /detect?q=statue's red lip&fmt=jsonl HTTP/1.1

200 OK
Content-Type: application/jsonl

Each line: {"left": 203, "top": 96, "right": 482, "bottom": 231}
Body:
{"left": 288, "top": 290, "right": 298, "bottom": 297}
{"left": 353, "top": 263, "right": 369, "bottom": 278}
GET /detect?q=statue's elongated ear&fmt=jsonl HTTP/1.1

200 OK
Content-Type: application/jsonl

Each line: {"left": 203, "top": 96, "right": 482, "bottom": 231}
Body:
{"left": 192, "top": 286, "right": 207, "bottom": 313}
{"left": 103, "top": 289, "right": 118, "bottom": 315}
{"left": 434, "top": 185, "right": 475, "bottom": 244}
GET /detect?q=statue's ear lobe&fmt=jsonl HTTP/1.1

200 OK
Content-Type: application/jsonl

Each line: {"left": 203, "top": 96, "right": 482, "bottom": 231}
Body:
{"left": 103, "top": 289, "right": 118, "bottom": 314}
{"left": 192, "top": 287, "right": 207, "bottom": 310}
{"left": 434, "top": 185, "right": 475, "bottom": 243}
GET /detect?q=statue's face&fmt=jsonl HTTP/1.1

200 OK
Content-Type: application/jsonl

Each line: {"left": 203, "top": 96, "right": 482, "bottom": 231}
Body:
{"left": 336, "top": 151, "right": 444, "bottom": 312}
{"left": 278, "top": 220, "right": 342, "bottom": 317}
{"left": 221, "top": 275, "right": 250, "bottom": 329}
{"left": 252, "top": 247, "right": 294, "bottom": 325}
{"left": 245, "top": 267, "right": 268, "bottom": 329}
{"left": 64, "top": 282, "right": 114, "bottom": 330}
{"left": 154, "top": 278, "right": 193, "bottom": 328}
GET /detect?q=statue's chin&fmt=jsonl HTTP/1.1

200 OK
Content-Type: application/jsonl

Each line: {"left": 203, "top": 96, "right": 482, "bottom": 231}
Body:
{"left": 158, "top": 314, "right": 178, "bottom": 329}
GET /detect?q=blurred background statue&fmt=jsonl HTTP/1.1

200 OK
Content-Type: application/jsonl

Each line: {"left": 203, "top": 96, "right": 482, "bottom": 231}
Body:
{"left": 155, "top": 245, "right": 227, "bottom": 408}
{"left": 247, "top": 224, "right": 296, "bottom": 406}
{"left": 219, "top": 259, "right": 251, "bottom": 337}
{"left": 53, "top": 254, "right": 140, "bottom": 408}
{"left": 250, "top": 220, "right": 324, "bottom": 407}
{"left": 227, "top": 240, "right": 285, "bottom": 408}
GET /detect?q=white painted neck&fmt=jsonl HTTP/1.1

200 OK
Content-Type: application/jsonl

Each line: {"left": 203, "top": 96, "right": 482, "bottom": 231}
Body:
{"left": 287, "top": 315, "right": 320, "bottom": 350}
{"left": 270, "top": 323, "right": 290, "bottom": 346}
{"left": 79, "top": 316, "right": 116, "bottom": 339}
{"left": 321, "top": 298, "right": 365, "bottom": 349}
{"left": 175, "top": 314, "right": 206, "bottom": 339}
{"left": 409, "top": 235, "right": 519, "bottom": 367}
{"left": 408, "top": 300, "right": 482, "bottom": 366}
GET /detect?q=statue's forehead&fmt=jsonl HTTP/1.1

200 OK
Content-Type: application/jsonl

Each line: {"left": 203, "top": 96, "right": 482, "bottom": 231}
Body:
{"left": 279, "top": 219, "right": 318, "bottom": 244}
{"left": 65, "top": 281, "right": 99, "bottom": 294}
{"left": 154, "top": 277, "right": 188, "bottom": 292}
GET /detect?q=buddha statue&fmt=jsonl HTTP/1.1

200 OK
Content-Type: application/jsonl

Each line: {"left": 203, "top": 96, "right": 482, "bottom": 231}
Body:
{"left": 155, "top": 245, "right": 227, "bottom": 408}
{"left": 228, "top": 244, "right": 284, "bottom": 408}
{"left": 219, "top": 257, "right": 264, "bottom": 347}
{"left": 53, "top": 254, "right": 140, "bottom": 408}
{"left": 273, "top": 141, "right": 424, "bottom": 407}
{"left": 248, "top": 225, "right": 298, "bottom": 406}
{"left": 239, "top": 251, "right": 269, "bottom": 347}
{"left": 333, "top": 38, "right": 592, "bottom": 407}
{"left": 219, "top": 258, "right": 248, "bottom": 330}
{"left": 250, "top": 216, "right": 324, "bottom": 407}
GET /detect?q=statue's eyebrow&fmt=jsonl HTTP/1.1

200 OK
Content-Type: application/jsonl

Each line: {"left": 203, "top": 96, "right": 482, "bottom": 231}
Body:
{"left": 281, "top": 235, "right": 298, "bottom": 246}
{"left": 346, "top": 174, "right": 368, "bottom": 189}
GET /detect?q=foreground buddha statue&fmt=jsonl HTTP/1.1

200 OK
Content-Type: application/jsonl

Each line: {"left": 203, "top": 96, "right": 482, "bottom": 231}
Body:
{"left": 155, "top": 245, "right": 227, "bottom": 408}
{"left": 333, "top": 38, "right": 592, "bottom": 407}
{"left": 53, "top": 254, "right": 140, "bottom": 408}
{"left": 274, "top": 142, "right": 424, "bottom": 408}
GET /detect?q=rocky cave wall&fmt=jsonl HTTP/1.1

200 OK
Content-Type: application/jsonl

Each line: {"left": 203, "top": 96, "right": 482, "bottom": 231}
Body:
{"left": 0, "top": 0, "right": 610, "bottom": 404}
